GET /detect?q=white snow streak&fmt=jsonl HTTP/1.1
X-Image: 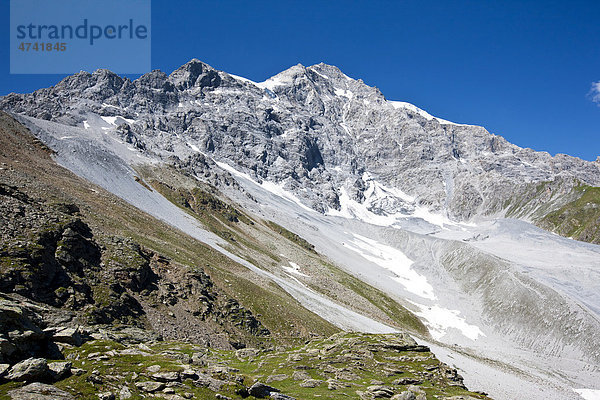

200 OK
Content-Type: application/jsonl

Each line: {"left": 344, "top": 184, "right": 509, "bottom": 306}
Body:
{"left": 412, "top": 303, "right": 485, "bottom": 341}
{"left": 389, "top": 100, "right": 464, "bottom": 126}
{"left": 187, "top": 142, "right": 201, "bottom": 152}
{"left": 215, "top": 161, "right": 314, "bottom": 212}
{"left": 343, "top": 233, "right": 436, "bottom": 300}
{"left": 574, "top": 389, "right": 600, "bottom": 400}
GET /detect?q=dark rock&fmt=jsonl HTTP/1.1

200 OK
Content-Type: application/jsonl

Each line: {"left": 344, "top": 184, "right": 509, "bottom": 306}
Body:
{"left": 248, "top": 382, "right": 280, "bottom": 398}
{"left": 0, "top": 337, "right": 17, "bottom": 358}
{"left": 393, "top": 377, "right": 422, "bottom": 386}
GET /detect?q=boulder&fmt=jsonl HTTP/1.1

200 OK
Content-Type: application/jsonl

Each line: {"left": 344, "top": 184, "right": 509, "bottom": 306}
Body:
{"left": 299, "top": 378, "right": 322, "bottom": 388}
{"left": 6, "top": 357, "right": 50, "bottom": 382}
{"left": 194, "top": 372, "right": 226, "bottom": 391}
{"left": 248, "top": 382, "right": 280, "bottom": 398}
{"left": 391, "top": 392, "right": 416, "bottom": 400}
{"left": 51, "top": 327, "right": 83, "bottom": 346}
{"left": 135, "top": 381, "right": 166, "bottom": 393}
{"left": 181, "top": 368, "right": 199, "bottom": 380}
{"left": 291, "top": 370, "right": 310, "bottom": 381}
{"left": 119, "top": 386, "right": 132, "bottom": 399}
{"left": 71, "top": 367, "right": 86, "bottom": 376}
{"left": 146, "top": 364, "right": 161, "bottom": 373}
{"left": 48, "top": 361, "right": 71, "bottom": 381}
{"left": 191, "top": 352, "right": 206, "bottom": 366}
{"left": 150, "top": 371, "right": 180, "bottom": 382}
{"left": 367, "top": 385, "right": 395, "bottom": 398}
{"left": 391, "top": 386, "right": 426, "bottom": 400}
{"left": 235, "top": 347, "right": 259, "bottom": 359}
{"left": 8, "top": 382, "right": 74, "bottom": 399}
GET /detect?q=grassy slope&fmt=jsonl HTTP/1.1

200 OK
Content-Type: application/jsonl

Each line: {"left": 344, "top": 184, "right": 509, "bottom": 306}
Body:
{"left": 537, "top": 185, "right": 600, "bottom": 244}
{"left": 503, "top": 178, "right": 600, "bottom": 244}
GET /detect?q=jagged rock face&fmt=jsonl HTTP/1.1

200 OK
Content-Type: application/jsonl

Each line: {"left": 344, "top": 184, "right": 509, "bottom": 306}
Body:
{"left": 2, "top": 59, "right": 600, "bottom": 220}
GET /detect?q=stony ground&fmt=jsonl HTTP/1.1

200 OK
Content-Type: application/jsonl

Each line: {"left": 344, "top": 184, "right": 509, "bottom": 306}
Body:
{"left": 0, "top": 331, "right": 491, "bottom": 400}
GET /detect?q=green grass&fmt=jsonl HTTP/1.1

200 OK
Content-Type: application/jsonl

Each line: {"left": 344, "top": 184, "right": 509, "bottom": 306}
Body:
{"left": 538, "top": 185, "right": 600, "bottom": 244}
{"left": 0, "top": 333, "right": 491, "bottom": 400}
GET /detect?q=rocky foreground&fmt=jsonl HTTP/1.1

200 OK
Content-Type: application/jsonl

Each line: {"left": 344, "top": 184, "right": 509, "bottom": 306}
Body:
{"left": 0, "top": 295, "right": 487, "bottom": 400}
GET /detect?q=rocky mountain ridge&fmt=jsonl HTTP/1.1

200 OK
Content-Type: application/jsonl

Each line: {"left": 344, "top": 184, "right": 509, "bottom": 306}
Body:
{"left": 2, "top": 59, "right": 600, "bottom": 229}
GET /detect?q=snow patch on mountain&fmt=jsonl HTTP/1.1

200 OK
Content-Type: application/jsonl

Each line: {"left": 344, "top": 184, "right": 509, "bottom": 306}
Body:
{"left": 215, "top": 160, "right": 314, "bottom": 212}
{"left": 282, "top": 261, "right": 310, "bottom": 277}
{"left": 327, "top": 179, "right": 464, "bottom": 230}
{"left": 343, "top": 233, "right": 436, "bottom": 300}
{"left": 411, "top": 302, "right": 485, "bottom": 341}
{"left": 334, "top": 87, "right": 353, "bottom": 99}
{"left": 389, "top": 100, "right": 464, "bottom": 125}
{"left": 574, "top": 389, "right": 600, "bottom": 400}
{"left": 100, "top": 115, "right": 136, "bottom": 126}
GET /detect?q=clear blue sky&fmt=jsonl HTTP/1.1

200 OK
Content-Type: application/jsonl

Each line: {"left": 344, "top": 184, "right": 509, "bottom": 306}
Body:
{"left": 1, "top": 0, "right": 599, "bottom": 161}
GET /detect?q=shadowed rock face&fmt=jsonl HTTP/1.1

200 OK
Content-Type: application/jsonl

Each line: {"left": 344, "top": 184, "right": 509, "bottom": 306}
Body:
{"left": 2, "top": 60, "right": 599, "bottom": 222}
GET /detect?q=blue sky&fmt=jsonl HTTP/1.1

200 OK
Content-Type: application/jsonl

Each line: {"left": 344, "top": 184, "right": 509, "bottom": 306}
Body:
{"left": 1, "top": 0, "right": 599, "bottom": 161}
